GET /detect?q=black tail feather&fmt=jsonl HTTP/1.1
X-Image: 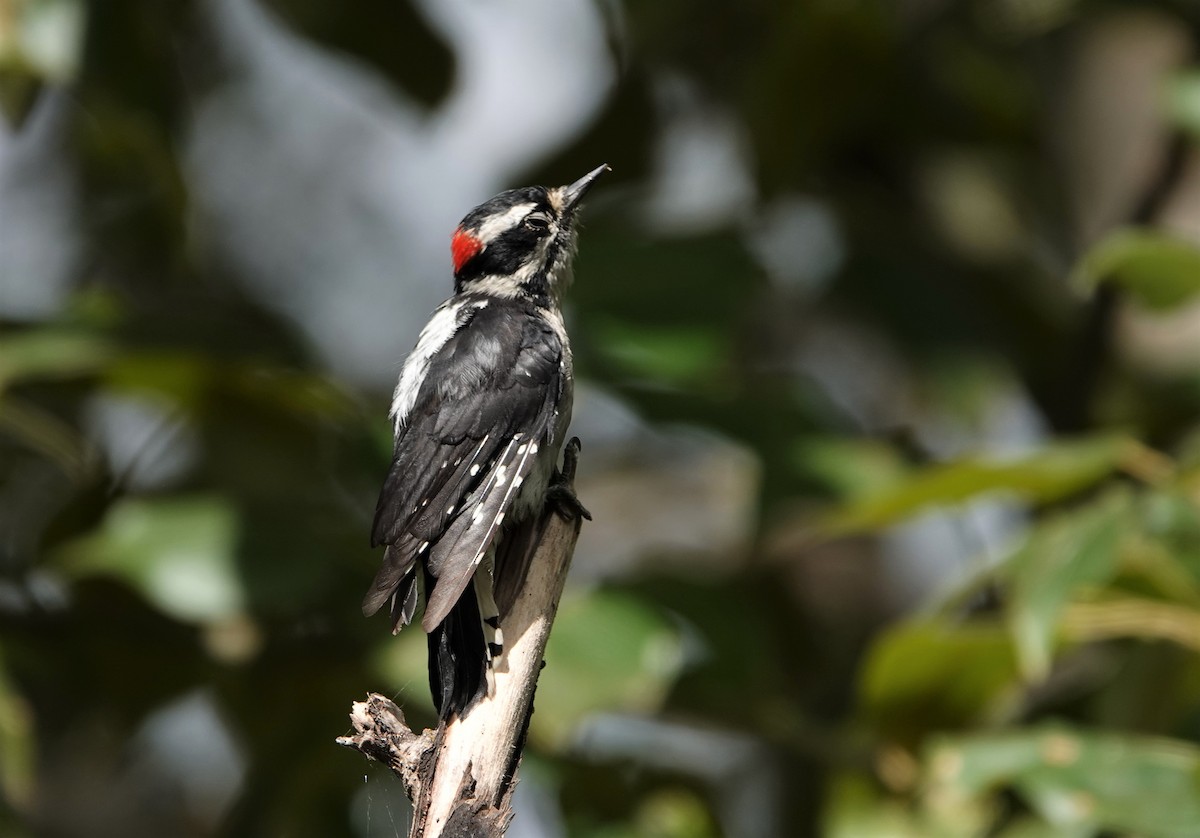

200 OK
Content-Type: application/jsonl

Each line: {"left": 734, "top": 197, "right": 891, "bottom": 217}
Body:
{"left": 426, "top": 569, "right": 488, "bottom": 720}
{"left": 363, "top": 541, "right": 419, "bottom": 618}
{"left": 388, "top": 568, "right": 419, "bottom": 634}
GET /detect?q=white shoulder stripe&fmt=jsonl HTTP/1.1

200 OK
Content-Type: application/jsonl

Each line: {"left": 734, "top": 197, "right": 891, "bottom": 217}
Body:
{"left": 389, "top": 300, "right": 486, "bottom": 434}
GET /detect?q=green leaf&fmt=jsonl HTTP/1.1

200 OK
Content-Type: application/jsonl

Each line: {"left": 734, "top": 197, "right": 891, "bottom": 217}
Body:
{"left": 925, "top": 725, "right": 1200, "bottom": 837}
{"left": 594, "top": 321, "right": 728, "bottom": 386}
{"left": 1061, "top": 594, "right": 1200, "bottom": 654}
{"left": 534, "top": 590, "right": 682, "bottom": 747}
{"left": 1006, "top": 490, "right": 1131, "bottom": 679}
{"left": 814, "top": 436, "right": 1128, "bottom": 537}
{"left": 1139, "top": 490, "right": 1200, "bottom": 588}
{"left": 861, "top": 620, "right": 1020, "bottom": 739}
{"left": 793, "top": 436, "right": 909, "bottom": 500}
{"left": 0, "top": 0, "right": 86, "bottom": 81}
{"left": 0, "top": 397, "right": 91, "bottom": 480}
{"left": 228, "top": 363, "right": 357, "bottom": 421}
{"left": 0, "top": 646, "right": 33, "bottom": 813}
{"left": 0, "top": 330, "right": 115, "bottom": 392}
{"left": 56, "top": 495, "right": 245, "bottom": 623}
{"left": 632, "top": 788, "right": 719, "bottom": 838}
{"left": 1072, "top": 228, "right": 1200, "bottom": 311}
{"left": 993, "top": 817, "right": 1092, "bottom": 838}
{"left": 824, "top": 775, "right": 937, "bottom": 838}
{"left": 103, "top": 353, "right": 211, "bottom": 406}
{"left": 0, "top": 0, "right": 86, "bottom": 125}
{"left": 1167, "top": 70, "right": 1200, "bottom": 140}
{"left": 104, "top": 353, "right": 357, "bottom": 421}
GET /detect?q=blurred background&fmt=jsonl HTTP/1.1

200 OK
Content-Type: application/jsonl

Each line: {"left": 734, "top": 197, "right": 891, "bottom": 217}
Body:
{"left": 4, "top": 0, "right": 1200, "bottom": 836}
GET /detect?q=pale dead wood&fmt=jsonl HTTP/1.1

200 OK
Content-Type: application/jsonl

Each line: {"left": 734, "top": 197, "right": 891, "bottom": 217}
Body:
{"left": 339, "top": 478, "right": 584, "bottom": 838}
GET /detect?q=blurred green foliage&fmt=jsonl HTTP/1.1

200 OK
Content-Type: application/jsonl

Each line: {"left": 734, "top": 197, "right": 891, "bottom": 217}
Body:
{"left": 5, "top": 1, "right": 1200, "bottom": 837}
{"left": 1074, "top": 229, "right": 1200, "bottom": 311}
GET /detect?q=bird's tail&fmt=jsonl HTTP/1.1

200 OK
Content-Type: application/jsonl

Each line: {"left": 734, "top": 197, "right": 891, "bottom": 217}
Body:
{"left": 426, "top": 568, "right": 489, "bottom": 720}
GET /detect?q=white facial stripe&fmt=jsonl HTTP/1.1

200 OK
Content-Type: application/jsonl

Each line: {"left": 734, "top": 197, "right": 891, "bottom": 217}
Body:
{"left": 460, "top": 274, "right": 524, "bottom": 298}
{"left": 460, "top": 228, "right": 571, "bottom": 299}
{"left": 462, "top": 249, "right": 545, "bottom": 294}
{"left": 475, "top": 202, "right": 536, "bottom": 244}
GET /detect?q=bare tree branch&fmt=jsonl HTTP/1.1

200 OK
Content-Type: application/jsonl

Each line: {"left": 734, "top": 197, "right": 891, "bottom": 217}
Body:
{"left": 339, "top": 470, "right": 584, "bottom": 838}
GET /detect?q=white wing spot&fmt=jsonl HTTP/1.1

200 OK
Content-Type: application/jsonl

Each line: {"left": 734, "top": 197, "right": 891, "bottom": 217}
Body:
{"left": 516, "top": 443, "right": 528, "bottom": 455}
{"left": 441, "top": 460, "right": 448, "bottom": 469}
{"left": 470, "top": 464, "right": 481, "bottom": 476}
{"left": 421, "top": 498, "right": 429, "bottom": 507}
{"left": 418, "top": 541, "right": 429, "bottom": 553}
{"left": 447, "top": 505, "right": 455, "bottom": 515}
{"left": 495, "top": 465, "right": 508, "bottom": 486}
{"left": 454, "top": 456, "right": 463, "bottom": 466}
{"left": 496, "top": 512, "right": 505, "bottom": 524}
{"left": 472, "top": 506, "right": 485, "bottom": 523}
{"left": 530, "top": 443, "right": 539, "bottom": 454}
{"left": 512, "top": 475, "right": 524, "bottom": 488}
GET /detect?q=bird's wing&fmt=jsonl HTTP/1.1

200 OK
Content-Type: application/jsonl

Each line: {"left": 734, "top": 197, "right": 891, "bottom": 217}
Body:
{"left": 364, "top": 301, "right": 563, "bottom": 629}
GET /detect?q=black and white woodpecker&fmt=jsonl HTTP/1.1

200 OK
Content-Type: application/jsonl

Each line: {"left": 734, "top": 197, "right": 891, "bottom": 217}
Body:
{"left": 364, "top": 165, "right": 607, "bottom": 720}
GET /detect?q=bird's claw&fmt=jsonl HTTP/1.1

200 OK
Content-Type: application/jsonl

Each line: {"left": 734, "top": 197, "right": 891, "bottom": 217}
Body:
{"left": 548, "top": 437, "right": 591, "bottom": 521}
{"left": 547, "top": 483, "right": 592, "bottom": 521}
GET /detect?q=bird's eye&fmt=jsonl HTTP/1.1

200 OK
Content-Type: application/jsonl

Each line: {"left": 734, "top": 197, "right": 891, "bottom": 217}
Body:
{"left": 523, "top": 215, "right": 550, "bottom": 232}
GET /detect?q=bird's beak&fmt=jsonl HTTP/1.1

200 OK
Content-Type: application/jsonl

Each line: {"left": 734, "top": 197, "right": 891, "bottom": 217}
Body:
{"left": 561, "top": 164, "right": 610, "bottom": 212}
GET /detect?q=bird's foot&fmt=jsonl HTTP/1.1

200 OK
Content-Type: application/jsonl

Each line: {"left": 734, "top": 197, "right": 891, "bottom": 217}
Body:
{"left": 547, "top": 437, "right": 591, "bottom": 521}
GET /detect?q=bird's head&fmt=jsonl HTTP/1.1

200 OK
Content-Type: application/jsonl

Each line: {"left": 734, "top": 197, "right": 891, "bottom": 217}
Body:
{"left": 450, "top": 164, "right": 609, "bottom": 303}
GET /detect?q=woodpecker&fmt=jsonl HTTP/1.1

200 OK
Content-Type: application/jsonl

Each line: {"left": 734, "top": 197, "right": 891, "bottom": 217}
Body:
{"left": 364, "top": 165, "right": 607, "bottom": 720}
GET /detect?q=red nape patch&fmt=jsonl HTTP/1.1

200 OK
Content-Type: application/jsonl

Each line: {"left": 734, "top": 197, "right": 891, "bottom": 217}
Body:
{"left": 451, "top": 228, "right": 483, "bottom": 273}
